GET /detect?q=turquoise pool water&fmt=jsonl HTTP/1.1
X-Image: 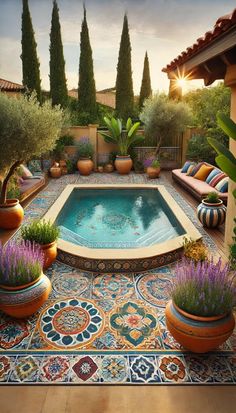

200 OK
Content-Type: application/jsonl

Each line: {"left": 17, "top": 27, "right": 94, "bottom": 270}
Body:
{"left": 56, "top": 188, "right": 185, "bottom": 248}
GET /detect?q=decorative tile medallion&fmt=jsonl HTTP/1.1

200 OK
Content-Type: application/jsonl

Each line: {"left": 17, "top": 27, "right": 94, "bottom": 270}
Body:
{"left": 0, "top": 356, "right": 11, "bottom": 381}
{"left": 41, "top": 355, "right": 70, "bottom": 382}
{"left": 93, "top": 274, "right": 134, "bottom": 300}
{"left": 0, "top": 320, "right": 29, "bottom": 349}
{"left": 136, "top": 272, "right": 173, "bottom": 307}
{"left": 101, "top": 356, "right": 128, "bottom": 382}
{"left": 72, "top": 356, "right": 98, "bottom": 381}
{"left": 39, "top": 298, "right": 104, "bottom": 349}
{"left": 52, "top": 272, "right": 91, "bottom": 297}
{"left": 158, "top": 356, "right": 188, "bottom": 382}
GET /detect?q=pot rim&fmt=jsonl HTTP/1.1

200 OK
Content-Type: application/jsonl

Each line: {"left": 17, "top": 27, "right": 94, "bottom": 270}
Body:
{"left": 0, "top": 272, "right": 44, "bottom": 291}
{"left": 39, "top": 241, "right": 57, "bottom": 249}
{"left": 172, "top": 301, "right": 227, "bottom": 322}
{"left": 78, "top": 157, "right": 92, "bottom": 160}
{"left": 202, "top": 199, "right": 223, "bottom": 207}
{"left": 0, "top": 199, "right": 20, "bottom": 208}
{"left": 116, "top": 155, "right": 131, "bottom": 159}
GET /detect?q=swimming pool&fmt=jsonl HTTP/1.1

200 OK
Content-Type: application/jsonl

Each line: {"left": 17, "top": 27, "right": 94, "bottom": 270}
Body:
{"left": 43, "top": 184, "right": 201, "bottom": 272}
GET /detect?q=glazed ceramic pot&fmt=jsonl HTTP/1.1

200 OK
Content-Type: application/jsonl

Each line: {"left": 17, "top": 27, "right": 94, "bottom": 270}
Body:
{"left": 146, "top": 166, "right": 161, "bottom": 179}
{"left": 50, "top": 166, "right": 61, "bottom": 178}
{"left": 197, "top": 199, "right": 226, "bottom": 228}
{"left": 0, "top": 199, "right": 24, "bottom": 230}
{"left": 165, "top": 301, "right": 235, "bottom": 353}
{"left": 0, "top": 273, "right": 51, "bottom": 318}
{"left": 115, "top": 155, "right": 133, "bottom": 174}
{"left": 40, "top": 241, "right": 57, "bottom": 270}
{"left": 77, "top": 158, "right": 94, "bottom": 176}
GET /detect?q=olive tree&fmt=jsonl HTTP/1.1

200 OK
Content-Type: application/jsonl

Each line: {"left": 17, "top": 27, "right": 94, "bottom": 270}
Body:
{"left": 0, "top": 92, "right": 65, "bottom": 204}
{"left": 140, "top": 94, "right": 192, "bottom": 155}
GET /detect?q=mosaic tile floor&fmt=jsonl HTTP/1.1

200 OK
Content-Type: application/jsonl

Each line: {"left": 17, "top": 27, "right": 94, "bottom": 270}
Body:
{"left": 0, "top": 173, "right": 235, "bottom": 385}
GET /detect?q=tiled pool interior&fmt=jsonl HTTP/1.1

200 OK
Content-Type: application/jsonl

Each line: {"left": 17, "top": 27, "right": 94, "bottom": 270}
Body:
{"left": 56, "top": 188, "right": 185, "bottom": 248}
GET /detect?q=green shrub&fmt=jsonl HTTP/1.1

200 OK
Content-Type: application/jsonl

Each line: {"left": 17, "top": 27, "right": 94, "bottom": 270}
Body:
{"left": 21, "top": 220, "right": 60, "bottom": 245}
{"left": 186, "top": 134, "right": 216, "bottom": 164}
{"left": 77, "top": 137, "right": 94, "bottom": 158}
{"left": 205, "top": 192, "right": 220, "bottom": 203}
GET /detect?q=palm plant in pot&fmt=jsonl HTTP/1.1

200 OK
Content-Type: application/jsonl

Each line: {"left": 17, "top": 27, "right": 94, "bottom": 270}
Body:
{"left": 197, "top": 191, "right": 226, "bottom": 228}
{"left": 165, "top": 257, "right": 236, "bottom": 353}
{"left": 21, "top": 220, "right": 60, "bottom": 270}
{"left": 77, "top": 137, "right": 94, "bottom": 175}
{"left": 0, "top": 241, "right": 51, "bottom": 318}
{"left": 99, "top": 117, "right": 144, "bottom": 174}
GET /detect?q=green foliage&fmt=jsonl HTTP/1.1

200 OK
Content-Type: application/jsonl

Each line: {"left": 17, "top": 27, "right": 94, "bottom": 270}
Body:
{"left": 205, "top": 192, "right": 220, "bottom": 204}
{"left": 115, "top": 14, "right": 134, "bottom": 119}
{"left": 49, "top": 0, "right": 68, "bottom": 107}
{"left": 184, "top": 83, "right": 230, "bottom": 145}
{"left": 186, "top": 134, "right": 216, "bottom": 164}
{"left": 66, "top": 159, "right": 76, "bottom": 174}
{"left": 78, "top": 7, "right": 97, "bottom": 118}
{"left": 139, "top": 52, "right": 152, "bottom": 109}
{"left": 2, "top": 175, "right": 20, "bottom": 199}
{"left": 151, "top": 159, "right": 160, "bottom": 169}
{"left": 99, "top": 117, "right": 143, "bottom": 156}
{"left": 21, "top": 220, "right": 60, "bottom": 245}
{"left": 0, "top": 92, "right": 65, "bottom": 203}
{"left": 77, "top": 137, "right": 94, "bottom": 158}
{"left": 21, "top": 0, "right": 41, "bottom": 101}
{"left": 133, "top": 159, "right": 144, "bottom": 173}
{"left": 230, "top": 218, "right": 236, "bottom": 270}
{"left": 140, "top": 94, "right": 192, "bottom": 152}
{"left": 52, "top": 134, "right": 74, "bottom": 160}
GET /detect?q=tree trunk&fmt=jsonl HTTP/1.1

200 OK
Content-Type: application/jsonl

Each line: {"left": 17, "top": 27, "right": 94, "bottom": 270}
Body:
{"left": 155, "top": 136, "right": 162, "bottom": 157}
{"left": 0, "top": 161, "right": 21, "bottom": 204}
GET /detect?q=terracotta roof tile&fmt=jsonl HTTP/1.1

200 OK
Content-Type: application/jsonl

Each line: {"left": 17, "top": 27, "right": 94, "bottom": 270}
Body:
{"left": 162, "top": 7, "right": 236, "bottom": 73}
{"left": 0, "top": 78, "right": 25, "bottom": 91}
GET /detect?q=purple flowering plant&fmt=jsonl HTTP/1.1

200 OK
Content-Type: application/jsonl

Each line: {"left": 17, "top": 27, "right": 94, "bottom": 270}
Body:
{"left": 171, "top": 257, "right": 236, "bottom": 317}
{"left": 0, "top": 241, "right": 44, "bottom": 287}
{"left": 77, "top": 136, "right": 94, "bottom": 158}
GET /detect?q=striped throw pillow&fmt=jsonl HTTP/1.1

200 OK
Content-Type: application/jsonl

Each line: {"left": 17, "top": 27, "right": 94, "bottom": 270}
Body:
{"left": 186, "top": 164, "right": 196, "bottom": 175}
{"left": 181, "top": 161, "right": 194, "bottom": 173}
{"left": 215, "top": 177, "right": 229, "bottom": 193}
{"left": 209, "top": 172, "right": 226, "bottom": 187}
{"left": 205, "top": 168, "right": 221, "bottom": 184}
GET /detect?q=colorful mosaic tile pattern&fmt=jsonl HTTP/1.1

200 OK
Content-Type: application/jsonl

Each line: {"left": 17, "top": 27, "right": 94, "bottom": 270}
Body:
{"left": 0, "top": 173, "right": 234, "bottom": 384}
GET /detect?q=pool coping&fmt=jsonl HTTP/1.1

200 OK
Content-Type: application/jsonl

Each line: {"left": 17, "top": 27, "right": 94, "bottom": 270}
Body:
{"left": 43, "top": 184, "right": 202, "bottom": 272}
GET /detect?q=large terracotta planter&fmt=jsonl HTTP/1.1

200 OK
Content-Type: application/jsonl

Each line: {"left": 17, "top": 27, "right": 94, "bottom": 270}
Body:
{"left": 0, "top": 199, "right": 24, "bottom": 230}
{"left": 197, "top": 199, "right": 226, "bottom": 228}
{"left": 40, "top": 241, "right": 57, "bottom": 270}
{"left": 115, "top": 155, "right": 133, "bottom": 174}
{"left": 165, "top": 301, "right": 235, "bottom": 353}
{"left": 77, "top": 158, "right": 94, "bottom": 176}
{"left": 146, "top": 166, "right": 161, "bottom": 179}
{"left": 0, "top": 273, "right": 51, "bottom": 318}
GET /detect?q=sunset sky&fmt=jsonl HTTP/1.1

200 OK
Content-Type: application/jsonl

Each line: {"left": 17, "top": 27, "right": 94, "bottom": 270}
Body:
{"left": 0, "top": 0, "right": 235, "bottom": 94}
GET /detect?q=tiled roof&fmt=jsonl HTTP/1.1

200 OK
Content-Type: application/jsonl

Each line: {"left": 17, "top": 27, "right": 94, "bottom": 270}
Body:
{"left": 162, "top": 8, "right": 236, "bottom": 73}
{"left": 0, "top": 78, "right": 25, "bottom": 91}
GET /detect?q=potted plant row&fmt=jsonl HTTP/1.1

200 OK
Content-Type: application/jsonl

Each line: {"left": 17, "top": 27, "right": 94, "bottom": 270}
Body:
{"left": 165, "top": 257, "right": 236, "bottom": 353}
{"left": 0, "top": 241, "right": 51, "bottom": 318}
{"left": 197, "top": 191, "right": 227, "bottom": 228}
{"left": 21, "top": 220, "right": 60, "bottom": 270}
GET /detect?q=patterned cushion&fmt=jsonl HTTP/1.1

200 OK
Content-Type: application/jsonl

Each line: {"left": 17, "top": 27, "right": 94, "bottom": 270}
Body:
{"left": 20, "top": 164, "right": 33, "bottom": 179}
{"left": 205, "top": 168, "right": 221, "bottom": 184}
{"left": 186, "top": 164, "right": 196, "bottom": 176}
{"left": 181, "top": 161, "right": 194, "bottom": 173}
{"left": 193, "top": 164, "right": 214, "bottom": 181}
{"left": 209, "top": 172, "right": 226, "bottom": 187}
{"left": 188, "top": 162, "right": 205, "bottom": 177}
{"left": 215, "top": 177, "right": 229, "bottom": 193}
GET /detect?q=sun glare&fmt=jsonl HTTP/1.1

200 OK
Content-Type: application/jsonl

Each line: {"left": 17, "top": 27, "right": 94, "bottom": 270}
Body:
{"left": 176, "top": 78, "right": 186, "bottom": 88}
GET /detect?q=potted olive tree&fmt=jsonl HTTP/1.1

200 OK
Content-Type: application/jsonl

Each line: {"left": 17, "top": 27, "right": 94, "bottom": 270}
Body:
{"left": 165, "top": 257, "right": 236, "bottom": 353}
{"left": 0, "top": 241, "right": 51, "bottom": 318}
{"left": 99, "top": 117, "right": 144, "bottom": 174}
{"left": 0, "top": 93, "right": 65, "bottom": 230}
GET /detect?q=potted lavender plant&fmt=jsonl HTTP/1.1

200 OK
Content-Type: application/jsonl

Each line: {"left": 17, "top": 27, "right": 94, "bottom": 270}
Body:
{"left": 0, "top": 241, "right": 51, "bottom": 318}
{"left": 165, "top": 257, "right": 236, "bottom": 353}
{"left": 144, "top": 156, "right": 161, "bottom": 179}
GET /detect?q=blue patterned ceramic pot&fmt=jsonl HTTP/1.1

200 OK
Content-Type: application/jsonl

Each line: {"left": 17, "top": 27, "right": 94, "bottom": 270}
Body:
{"left": 197, "top": 199, "right": 226, "bottom": 228}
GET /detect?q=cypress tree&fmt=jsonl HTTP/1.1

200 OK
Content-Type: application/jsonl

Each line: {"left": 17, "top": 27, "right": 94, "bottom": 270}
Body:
{"left": 139, "top": 51, "right": 152, "bottom": 108}
{"left": 49, "top": 0, "right": 68, "bottom": 107}
{"left": 78, "top": 5, "right": 96, "bottom": 118}
{"left": 115, "top": 14, "right": 134, "bottom": 120}
{"left": 21, "top": 0, "right": 41, "bottom": 100}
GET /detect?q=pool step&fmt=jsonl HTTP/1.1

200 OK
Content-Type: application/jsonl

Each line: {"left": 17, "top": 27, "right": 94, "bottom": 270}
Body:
{"left": 59, "top": 226, "right": 89, "bottom": 246}
{"left": 137, "top": 227, "right": 179, "bottom": 246}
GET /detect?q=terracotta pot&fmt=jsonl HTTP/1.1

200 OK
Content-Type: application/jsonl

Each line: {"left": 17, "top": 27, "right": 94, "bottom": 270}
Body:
{"left": 0, "top": 273, "right": 51, "bottom": 318}
{"left": 50, "top": 166, "right": 61, "bottom": 178}
{"left": 77, "top": 158, "right": 94, "bottom": 176}
{"left": 59, "top": 160, "right": 67, "bottom": 167}
{"left": 115, "top": 155, "right": 133, "bottom": 174}
{"left": 146, "top": 166, "right": 161, "bottom": 179}
{"left": 97, "top": 166, "right": 104, "bottom": 173}
{"left": 104, "top": 163, "right": 114, "bottom": 173}
{"left": 197, "top": 199, "right": 226, "bottom": 228}
{"left": 40, "top": 241, "right": 57, "bottom": 270}
{"left": 0, "top": 199, "right": 24, "bottom": 230}
{"left": 165, "top": 301, "right": 235, "bottom": 353}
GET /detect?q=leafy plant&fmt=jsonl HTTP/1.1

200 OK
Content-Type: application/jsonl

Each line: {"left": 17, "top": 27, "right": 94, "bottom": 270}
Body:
{"left": 0, "top": 241, "right": 43, "bottom": 287}
{"left": 230, "top": 218, "right": 236, "bottom": 270}
{"left": 186, "top": 134, "right": 216, "bottom": 164}
{"left": 99, "top": 117, "right": 143, "bottom": 156}
{"left": 151, "top": 159, "right": 160, "bottom": 168}
{"left": 171, "top": 257, "right": 236, "bottom": 317}
{"left": 205, "top": 192, "right": 220, "bottom": 204}
{"left": 77, "top": 137, "right": 94, "bottom": 158}
{"left": 66, "top": 159, "right": 75, "bottom": 174}
{"left": 183, "top": 237, "right": 208, "bottom": 263}
{"left": 133, "top": 159, "right": 144, "bottom": 173}
{"left": 21, "top": 220, "right": 60, "bottom": 245}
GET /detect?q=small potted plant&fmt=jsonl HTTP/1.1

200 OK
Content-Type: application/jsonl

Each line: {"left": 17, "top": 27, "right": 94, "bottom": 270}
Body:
{"left": 165, "top": 257, "right": 236, "bottom": 353}
{"left": 133, "top": 160, "right": 144, "bottom": 174}
{"left": 197, "top": 191, "right": 227, "bottom": 228}
{"left": 182, "top": 237, "right": 208, "bottom": 262}
{"left": 145, "top": 158, "right": 161, "bottom": 179}
{"left": 0, "top": 241, "right": 51, "bottom": 318}
{"left": 21, "top": 220, "right": 60, "bottom": 270}
{"left": 77, "top": 137, "right": 94, "bottom": 175}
